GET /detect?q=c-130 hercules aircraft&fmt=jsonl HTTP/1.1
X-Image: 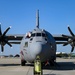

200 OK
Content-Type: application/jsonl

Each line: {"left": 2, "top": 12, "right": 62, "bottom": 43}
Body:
{"left": 0, "top": 10, "right": 75, "bottom": 66}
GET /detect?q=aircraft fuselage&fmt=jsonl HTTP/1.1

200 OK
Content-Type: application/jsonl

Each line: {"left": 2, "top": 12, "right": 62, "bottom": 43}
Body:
{"left": 20, "top": 28, "right": 56, "bottom": 63}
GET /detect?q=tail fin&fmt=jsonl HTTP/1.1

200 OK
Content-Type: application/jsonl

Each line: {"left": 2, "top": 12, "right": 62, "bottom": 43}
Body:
{"left": 36, "top": 10, "right": 39, "bottom": 28}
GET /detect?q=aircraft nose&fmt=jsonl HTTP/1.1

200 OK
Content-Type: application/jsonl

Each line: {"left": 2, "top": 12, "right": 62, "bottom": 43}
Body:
{"left": 30, "top": 43, "right": 43, "bottom": 60}
{"left": 33, "top": 43, "right": 42, "bottom": 55}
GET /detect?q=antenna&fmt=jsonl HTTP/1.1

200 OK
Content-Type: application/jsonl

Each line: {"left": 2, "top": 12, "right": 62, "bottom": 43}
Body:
{"left": 36, "top": 10, "right": 39, "bottom": 28}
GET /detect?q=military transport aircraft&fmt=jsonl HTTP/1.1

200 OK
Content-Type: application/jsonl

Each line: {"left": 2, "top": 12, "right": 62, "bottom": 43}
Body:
{"left": 0, "top": 10, "right": 75, "bottom": 66}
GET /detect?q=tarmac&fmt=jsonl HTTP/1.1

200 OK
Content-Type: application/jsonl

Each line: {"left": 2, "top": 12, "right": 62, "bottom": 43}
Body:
{"left": 0, "top": 57, "right": 75, "bottom": 75}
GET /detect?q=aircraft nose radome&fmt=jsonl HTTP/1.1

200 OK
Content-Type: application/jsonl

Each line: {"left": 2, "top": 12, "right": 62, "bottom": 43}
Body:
{"left": 33, "top": 43, "right": 42, "bottom": 55}
{"left": 30, "top": 43, "right": 43, "bottom": 60}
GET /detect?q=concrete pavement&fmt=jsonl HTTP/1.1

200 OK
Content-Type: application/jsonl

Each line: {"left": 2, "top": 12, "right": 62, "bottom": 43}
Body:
{"left": 0, "top": 57, "right": 75, "bottom": 75}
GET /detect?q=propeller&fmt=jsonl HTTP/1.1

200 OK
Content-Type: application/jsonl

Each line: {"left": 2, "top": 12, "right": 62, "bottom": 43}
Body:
{"left": 0, "top": 23, "right": 12, "bottom": 52}
{"left": 62, "top": 26, "right": 75, "bottom": 52}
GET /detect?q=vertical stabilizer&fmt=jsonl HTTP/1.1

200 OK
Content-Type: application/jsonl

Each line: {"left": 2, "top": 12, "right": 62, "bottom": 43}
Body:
{"left": 36, "top": 10, "right": 39, "bottom": 28}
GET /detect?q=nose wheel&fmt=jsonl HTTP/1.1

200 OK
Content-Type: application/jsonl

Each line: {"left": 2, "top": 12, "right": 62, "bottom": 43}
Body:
{"left": 21, "top": 60, "right": 26, "bottom": 66}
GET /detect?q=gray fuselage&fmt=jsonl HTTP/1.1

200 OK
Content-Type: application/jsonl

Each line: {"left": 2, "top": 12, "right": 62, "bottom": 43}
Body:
{"left": 20, "top": 28, "right": 56, "bottom": 63}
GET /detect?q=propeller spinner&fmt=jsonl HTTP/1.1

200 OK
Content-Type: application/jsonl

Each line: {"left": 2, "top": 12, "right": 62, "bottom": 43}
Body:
{"left": 62, "top": 26, "right": 75, "bottom": 52}
{"left": 0, "top": 24, "right": 12, "bottom": 52}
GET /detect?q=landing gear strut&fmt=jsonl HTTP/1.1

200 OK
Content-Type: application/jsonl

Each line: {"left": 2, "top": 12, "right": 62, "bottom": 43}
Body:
{"left": 49, "top": 59, "right": 55, "bottom": 66}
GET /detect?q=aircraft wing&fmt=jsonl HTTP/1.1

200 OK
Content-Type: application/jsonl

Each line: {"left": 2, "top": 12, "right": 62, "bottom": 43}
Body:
{"left": 52, "top": 34, "right": 68, "bottom": 44}
{"left": 7, "top": 34, "right": 68, "bottom": 44}
{"left": 7, "top": 34, "right": 24, "bottom": 41}
{"left": 8, "top": 34, "right": 68, "bottom": 44}
{"left": 5, "top": 28, "right": 75, "bottom": 53}
{"left": 7, "top": 34, "right": 24, "bottom": 44}
{"left": 0, "top": 25, "right": 74, "bottom": 52}
{"left": 0, "top": 33, "right": 24, "bottom": 52}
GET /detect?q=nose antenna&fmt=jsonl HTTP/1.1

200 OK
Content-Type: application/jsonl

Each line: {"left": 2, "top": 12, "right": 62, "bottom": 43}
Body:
{"left": 36, "top": 10, "right": 39, "bottom": 28}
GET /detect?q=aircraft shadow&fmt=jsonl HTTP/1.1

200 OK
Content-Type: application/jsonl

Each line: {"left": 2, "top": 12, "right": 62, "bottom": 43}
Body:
{"left": 0, "top": 63, "right": 34, "bottom": 67}
{"left": 0, "top": 61, "right": 75, "bottom": 71}
{"left": 0, "top": 64, "right": 20, "bottom": 66}
{"left": 43, "top": 62, "right": 75, "bottom": 70}
{"left": 43, "top": 74, "right": 58, "bottom": 75}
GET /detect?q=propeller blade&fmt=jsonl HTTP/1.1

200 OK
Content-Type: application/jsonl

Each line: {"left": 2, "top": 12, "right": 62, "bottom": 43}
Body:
{"left": 62, "top": 34, "right": 72, "bottom": 38}
{"left": 3, "top": 26, "right": 11, "bottom": 36}
{"left": 0, "top": 25, "right": 12, "bottom": 52}
{"left": 63, "top": 39, "right": 73, "bottom": 46}
{"left": 1, "top": 45, "right": 4, "bottom": 52}
{"left": 68, "top": 26, "right": 74, "bottom": 36}
{"left": 4, "top": 39, "right": 12, "bottom": 47}
{"left": 71, "top": 46, "right": 74, "bottom": 52}
{"left": 63, "top": 42, "right": 68, "bottom": 46}
{"left": 62, "top": 26, "right": 75, "bottom": 52}
{"left": 0, "top": 23, "right": 2, "bottom": 35}
{"left": 1, "top": 43, "right": 4, "bottom": 52}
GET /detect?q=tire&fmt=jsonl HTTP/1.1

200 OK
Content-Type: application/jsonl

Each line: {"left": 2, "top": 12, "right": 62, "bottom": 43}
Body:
{"left": 49, "top": 59, "right": 55, "bottom": 66}
{"left": 21, "top": 60, "right": 26, "bottom": 66}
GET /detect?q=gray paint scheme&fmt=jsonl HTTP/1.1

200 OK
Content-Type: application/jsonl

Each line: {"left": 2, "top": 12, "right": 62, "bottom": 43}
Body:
{"left": 20, "top": 28, "right": 56, "bottom": 62}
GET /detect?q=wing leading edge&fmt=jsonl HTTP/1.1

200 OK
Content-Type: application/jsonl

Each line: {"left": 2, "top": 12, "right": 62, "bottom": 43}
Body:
{"left": 7, "top": 34, "right": 68, "bottom": 44}
{"left": 0, "top": 25, "right": 75, "bottom": 52}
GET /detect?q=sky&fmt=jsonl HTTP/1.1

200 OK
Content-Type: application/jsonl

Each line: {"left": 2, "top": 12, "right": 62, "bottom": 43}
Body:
{"left": 0, "top": 0, "right": 75, "bottom": 55}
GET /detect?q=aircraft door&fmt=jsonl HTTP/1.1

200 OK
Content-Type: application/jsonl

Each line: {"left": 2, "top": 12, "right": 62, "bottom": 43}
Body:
{"left": 23, "top": 41, "right": 29, "bottom": 60}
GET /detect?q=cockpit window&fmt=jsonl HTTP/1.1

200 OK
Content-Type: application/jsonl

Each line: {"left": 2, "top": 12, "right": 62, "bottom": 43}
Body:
{"left": 36, "top": 33, "right": 41, "bottom": 36}
{"left": 42, "top": 33, "right": 46, "bottom": 37}
{"left": 31, "top": 33, "right": 46, "bottom": 37}
{"left": 31, "top": 33, "right": 35, "bottom": 37}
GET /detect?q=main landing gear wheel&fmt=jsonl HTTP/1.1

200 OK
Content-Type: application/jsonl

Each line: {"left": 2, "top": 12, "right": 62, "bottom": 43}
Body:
{"left": 49, "top": 60, "right": 55, "bottom": 66}
{"left": 21, "top": 60, "right": 26, "bottom": 66}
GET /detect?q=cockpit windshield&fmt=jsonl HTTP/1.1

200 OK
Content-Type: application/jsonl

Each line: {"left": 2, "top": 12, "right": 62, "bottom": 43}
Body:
{"left": 42, "top": 33, "right": 46, "bottom": 37}
{"left": 31, "top": 33, "right": 35, "bottom": 37}
{"left": 36, "top": 33, "right": 41, "bottom": 36}
{"left": 31, "top": 33, "right": 46, "bottom": 37}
